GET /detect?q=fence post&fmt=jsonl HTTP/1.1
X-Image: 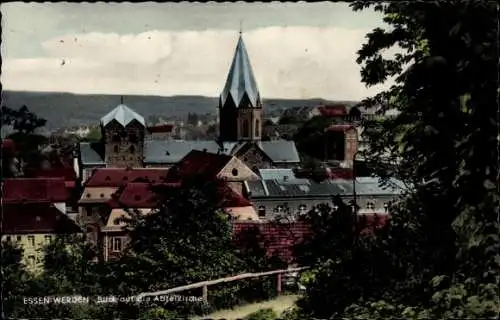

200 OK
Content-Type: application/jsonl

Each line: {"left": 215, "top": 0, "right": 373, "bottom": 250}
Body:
{"left": 276, "top": 273, "right": 282, "bottom": 296}
{"left": 202, "top": 285, "right": 208, "bottom": 303}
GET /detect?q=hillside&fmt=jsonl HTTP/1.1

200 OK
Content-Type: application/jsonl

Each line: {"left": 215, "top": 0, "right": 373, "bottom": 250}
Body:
{"left": 1, "top": 91, "right": 358, "bottom": 130}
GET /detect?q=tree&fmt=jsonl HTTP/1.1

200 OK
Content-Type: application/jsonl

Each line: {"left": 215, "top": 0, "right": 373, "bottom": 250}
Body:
{"left": 290, "top": 1, "right": 499, "bottom": 319}
{"left": 293, "top": 116, "right": 342, "bottom": 161}
{"left": 1, "top": 240, "right": 35, "bottom": 319}
{"left": 115, "top": 178, "right": 246, "bottom": 315}
{"left": 84, "top": 127, "right": 101, "bottom": 141}
{"left": 1, "top": 105, "right": 49, "bottom": 171}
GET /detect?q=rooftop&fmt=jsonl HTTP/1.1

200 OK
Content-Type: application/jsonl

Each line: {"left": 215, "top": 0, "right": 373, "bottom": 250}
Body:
{"left": 2, "top": 178, "right": 69, "bottom": 204}
{"left": 220, "top": 35, "right": 260, "bottom": 108}
{"left": 100, "top": 104, "right": 145, "bottom": 127}
{"left": 85, "top": 168, "right": 170, "bottom": 187}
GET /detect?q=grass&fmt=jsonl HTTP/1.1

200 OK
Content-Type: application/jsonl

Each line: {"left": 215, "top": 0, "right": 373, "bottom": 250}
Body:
{"left": 192, "top": 294, "right": 300, "bottom": 320}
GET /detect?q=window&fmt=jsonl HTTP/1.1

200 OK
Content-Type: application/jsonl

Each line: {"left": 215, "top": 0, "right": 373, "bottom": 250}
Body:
{"left": 113, "top": 145, "right": 119, "bottom": 153}
{"left": 367, "top": 201, "right": 375, "bottom": 210}
{"left": 44, "top": 235, "right": 51, "bottom": 244}
{"left": 258, "top": 206, "right": 266, "bottom": 218}
{"left": 129, "top": 134, "right": 138, "bottom": 143}
{"left": 299, "top": 205, "right": 307, "bottom": 215}
{"left": 276, "top": 205, "right": 284, "bottom": 213}
{"left": 16, "top": 236, "right": 22, "bottom": 242}
{"left": 242, "top": 119, "right": 249, "bottom": 138}
{"left": 86, "top": 209, "right": 92, "bottom": 216}
{"left": 112, "top": 237, "right": 122, "bottom": 252}
{"left": 28, "top": 255, "right": 36, "bottom": 266}
{"left": 255, "top": 119, "right": 260, "bottom": 137}
{"left": 112, "top": 134, "right": 121, "bottom": 142}
{"left": 5, "top": 236, "right": 11, "bottom": 242}
{"left": 27, "top": 236, "right": 35, "bottom": 247}
{"left": 129, "top": 145, "right": 136, "bottom": 154}
{"left": 231, "top": 168, "right": 238, "bottom": 176}
{"left": 113, "top": 217, "right": 120, "bottom": 226}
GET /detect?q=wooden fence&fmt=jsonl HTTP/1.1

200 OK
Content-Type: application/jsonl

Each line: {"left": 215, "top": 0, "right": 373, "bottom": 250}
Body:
{"left": 135, "top": 266, "right": 309, "bottom": 303}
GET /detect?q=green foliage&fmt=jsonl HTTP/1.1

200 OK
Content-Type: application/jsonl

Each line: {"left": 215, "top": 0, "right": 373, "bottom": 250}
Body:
{"left": 1, "top": 105, "right": 49, "bottom": 174}
{"left": 84, "top": 127, "right": 101, "bottom": 141}
{"left": 244, "top": 308, "right": 278, "bottom": 320}
{"left": 289, "top": 1, "right": 499, "bottom": 319}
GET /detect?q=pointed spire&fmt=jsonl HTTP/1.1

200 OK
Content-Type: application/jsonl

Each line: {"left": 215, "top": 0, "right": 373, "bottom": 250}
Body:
{"left": 220, "top": 33, "right": 260, "bottom": 109}
{"left": 120, "top": 95, "right": 124, "bottom": 104}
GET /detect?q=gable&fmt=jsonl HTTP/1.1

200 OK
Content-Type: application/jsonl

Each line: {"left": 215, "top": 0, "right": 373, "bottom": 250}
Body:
{"left": 233, "top": 142, "right": 273, "bottom": 169}
{"left": 218, "top": 157, "right": 260, "bottom": 181}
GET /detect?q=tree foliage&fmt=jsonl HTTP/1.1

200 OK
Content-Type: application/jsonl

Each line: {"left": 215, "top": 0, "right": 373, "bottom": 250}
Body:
{"left": 289, "top": 1, "right": 499, "bottom": 319}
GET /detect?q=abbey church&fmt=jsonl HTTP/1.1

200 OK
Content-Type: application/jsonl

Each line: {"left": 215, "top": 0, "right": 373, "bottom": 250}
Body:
{"left": 78, "top": 34, "right": 301, "bottom": 179}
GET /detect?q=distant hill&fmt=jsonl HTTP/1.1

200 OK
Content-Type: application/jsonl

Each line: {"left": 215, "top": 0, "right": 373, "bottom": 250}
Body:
{"left": 1, "top": 91, "right": 358, "bottom": 130}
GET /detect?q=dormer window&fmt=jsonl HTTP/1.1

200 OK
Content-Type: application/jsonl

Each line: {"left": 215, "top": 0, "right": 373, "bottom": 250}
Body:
{"left": 299, "top": 205, "right": 307, "bottom": 215}
{"left": 258, "top": 206, "right": 266, "bottom": 217}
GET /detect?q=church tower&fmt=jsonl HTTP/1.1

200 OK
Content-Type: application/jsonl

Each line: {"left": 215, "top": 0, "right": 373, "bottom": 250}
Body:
{"left": 100, "top": 99, "right": 146, "bottom": 168}
{"left": 219, "top": 33, "right": 262, "bottom": 142}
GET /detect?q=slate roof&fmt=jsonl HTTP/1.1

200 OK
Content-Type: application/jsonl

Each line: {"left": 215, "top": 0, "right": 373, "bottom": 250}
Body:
{"left": 246, "top": 177, "right": 404, "bottom": 199}
{"left": 220, "top": 35, "right": 260, "bottom": 108}
{"left": 79, "top": 142, "right": 105, "bottom": 166}
{"left": 2, "top": 178, "right": 69, "bottom": 204}
{"left": 257, "top": 140, "right": 301, "bottom": 164}
{"left": 258, "top": 169, "right": 296, "bottom": 181}
{"left": 143, "top": 140, "right": 234, "bottom": 164}
{"left": 353, "top": 177, "right": 405, "bottom": 195}
{"left": 3, "top": 204, "right": 81, "bottom": 234}
{"left": 80, "top": 139, "right": 300, "bottom": 166}
{"left": 100, "top": 104, "right": 145, "bottom": 127}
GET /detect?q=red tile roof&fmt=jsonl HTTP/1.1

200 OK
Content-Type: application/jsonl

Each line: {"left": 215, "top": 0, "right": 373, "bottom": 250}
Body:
{"left": 115, "top": 182, "right": 159, "bottom": 208}
{"left": 85, "top": 168, "right": 170, "bottom": 187}
{"left": 107, "top": 180, "right": 250, "bottom": 210}
{"left": 148, "top": 124, "right": 174, "bottom": 133}
{"left": 325, "top": 124, "right": 356, "bottom": 133}
{"left": 232, "top": 221, "right": 312, "bottom": 263}
{"left": 217, "top": 183, "right": 252, "bottom": 208}
{"left": 169, "top": 150, "right": 233, "bottom": 181}
{"left": 2, "top": 178, "right": 69, "bottom": 204}
{"left": 318, "top": 104, "right": 347, "bottom": 117}
{"left": 2, "top": 204, "right": 81, "bottom": 234}
{"left": 232, "top": 215, "right": 389, "bottom": 263}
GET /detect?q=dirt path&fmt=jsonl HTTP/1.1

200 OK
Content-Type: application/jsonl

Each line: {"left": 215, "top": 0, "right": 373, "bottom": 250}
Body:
{"left": 192, "top": 294, "right": 299, "bottom": 320}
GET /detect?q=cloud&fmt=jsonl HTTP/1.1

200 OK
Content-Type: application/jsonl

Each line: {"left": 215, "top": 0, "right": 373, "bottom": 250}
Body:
{"left": 1, "top": 26, "right": 394, "bottom": 100}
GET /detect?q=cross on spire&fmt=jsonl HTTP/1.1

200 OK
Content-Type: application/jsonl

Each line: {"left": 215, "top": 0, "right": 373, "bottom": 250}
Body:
{"left": 239, "top": 20, "right": 243, "bottom": 35}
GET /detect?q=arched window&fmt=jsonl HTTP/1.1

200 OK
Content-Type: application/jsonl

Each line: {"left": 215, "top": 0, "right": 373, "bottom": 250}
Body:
{"left": 129, "top": 145, "right": 136, "bottom": 154}
{"left": 113, "top": 145, "right": 119, "bottom": 153}
{"left": 255, "top": 119, "right": 260, "bottom": 137}
{"left": 242, "top": 119, "right": 249, "bottom": 138}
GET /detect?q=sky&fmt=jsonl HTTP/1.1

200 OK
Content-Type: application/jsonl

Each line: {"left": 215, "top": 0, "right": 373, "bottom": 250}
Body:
{"left": 1, "top": 2, "right": 393, "bottom": 100}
